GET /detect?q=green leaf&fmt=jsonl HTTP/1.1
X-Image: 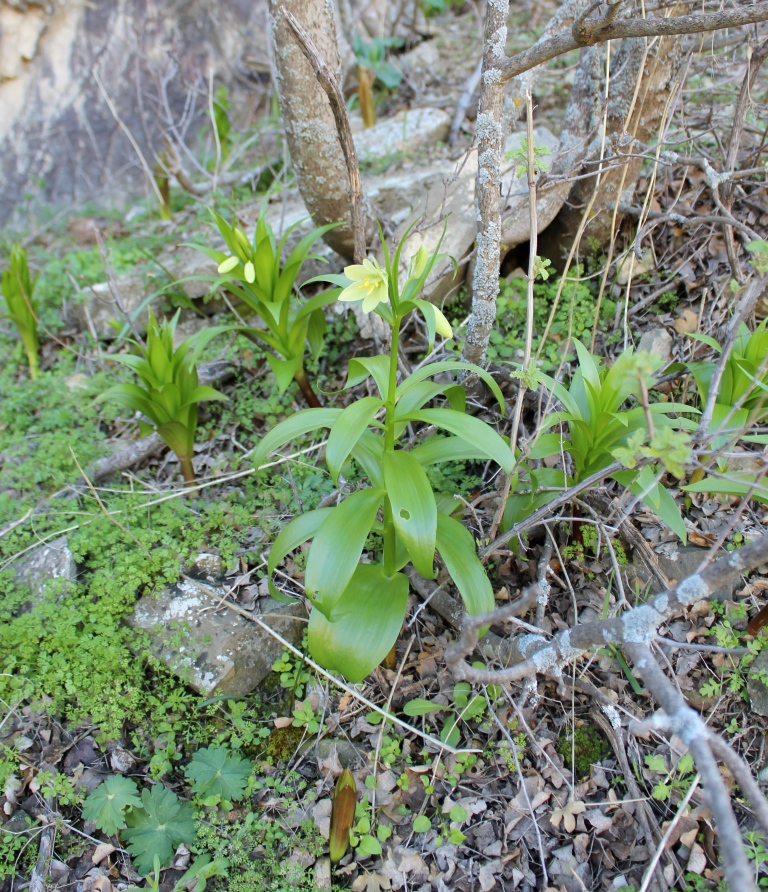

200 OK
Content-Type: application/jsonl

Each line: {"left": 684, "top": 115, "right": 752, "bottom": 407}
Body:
{"left": 123, "top": 785, "right": 196, "bottom": 876}
{"left": 266, "top": 353, "right": 302, "bottom": 393}
{"left": 305, "top": 489, "right": 385, "bottom": 615}
{"left": 396, "top": 360, "right": 505, "bottom": 414}
{"left": 327, "top": 397, "right": 383, "bottom": 484}
{"left": 346, "top": 356, "right": 391, "bottom": 400}
{"left": 383, "top": 450, "right": 436, "bottom": 578}
{"left": 449, "top": 805, "right": 468, "bottom": 822}
{"left": 184, "top": 747, "right": 252, "bottom": 802}
{"left": 687, "top": 331, "right": 722, "bottom": 353}
{"left": 412, "top": 815, "right": 431, "bottom": 833}
{"left": 307, "top": 564, "right": 408, "bottom": 682}
{"left": 253, "top": 408, "right": 342, "bottom": 469}
{"left": 399, "top": 409, "right": 514, "bottom": 473}
{"left": 411, "top": 436, "right": 499, "bottom": 467}
{"left": 402, "top": 698, "right": 444, "bottom": 716}
{"left": 356, "top": 834, "right": 383, "bottom": 857}
{"left": 267, "top": 508, "right": 333, "bottom": 601}
{"left": 435, "top": 514, "right": 494, "bottom": 617}
{"left": 82, "top": 776, "right": 142, "bottom": 835}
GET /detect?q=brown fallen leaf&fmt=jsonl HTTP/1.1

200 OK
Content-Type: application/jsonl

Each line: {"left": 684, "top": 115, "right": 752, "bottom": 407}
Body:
{"left": 550, "top": 798, "right": 586, "bottom": 833}
{"left": 674, "top": 308, "right": 699, "bottom": 335}
{"left": 351, "top": 872, "right": 391, "bottom": 892}
{"left": 688, "top": 530, "right": 716, "bottom": 548}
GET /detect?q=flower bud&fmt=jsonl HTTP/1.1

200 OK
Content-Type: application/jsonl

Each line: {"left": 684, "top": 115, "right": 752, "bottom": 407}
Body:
{"left": 329, "top": 769, "right": 356, "bottom": 864}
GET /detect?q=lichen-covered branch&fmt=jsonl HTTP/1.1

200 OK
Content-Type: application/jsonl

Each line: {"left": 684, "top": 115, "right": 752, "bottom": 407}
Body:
{"left": 625, "top": 642, "right": 758, "bottom": 892}
{"left": 447, "top": 534, "right": 768, "bottom": 890}
{"left": 446, "top": 533, "right": 768, "bottom": 684}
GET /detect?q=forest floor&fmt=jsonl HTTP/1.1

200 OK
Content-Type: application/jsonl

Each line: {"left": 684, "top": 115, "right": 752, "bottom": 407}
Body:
{"left": 2, "top": 3, "right": 768, "bottom": 892}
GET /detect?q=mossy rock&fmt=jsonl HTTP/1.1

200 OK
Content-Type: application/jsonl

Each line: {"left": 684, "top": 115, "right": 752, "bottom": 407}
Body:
{"left": 265, "top": 724, "right": 305, "bottom": 763}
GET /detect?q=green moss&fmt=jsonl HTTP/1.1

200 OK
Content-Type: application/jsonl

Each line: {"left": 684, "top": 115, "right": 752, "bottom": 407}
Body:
{"left": 483, "top": 268, "right": 617, "bottom": 368}
{"left": 556, "top": 723, "right": 611, "bottom": 777}
{"left": 265, "top": 724, "right": 305, "bottom": 763}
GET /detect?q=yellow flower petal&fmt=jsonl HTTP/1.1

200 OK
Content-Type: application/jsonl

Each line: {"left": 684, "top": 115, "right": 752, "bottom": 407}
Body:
{"left": 244, "top": 261, "right": 256, "bottom": 284}
{"left": 433, "top": 306, "right": 453, "bottom": 339}
{"left": 217, "top": 256, "right": 239, "bottom": 274}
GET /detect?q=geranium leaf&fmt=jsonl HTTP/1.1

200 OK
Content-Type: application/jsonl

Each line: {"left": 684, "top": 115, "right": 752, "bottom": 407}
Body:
{"left": 123, "top": 785, "right": 196, "bottom": 876}
{"left": 82, "top": 776, "right": 142, "bottom": 836}
{"left": 184, "top": 746, "right": 252, "bottom": 802}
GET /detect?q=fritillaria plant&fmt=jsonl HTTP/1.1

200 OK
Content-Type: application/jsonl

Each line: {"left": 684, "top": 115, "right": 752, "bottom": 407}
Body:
{"left": 254, "top": 234, "right": 515, "bottom": 681}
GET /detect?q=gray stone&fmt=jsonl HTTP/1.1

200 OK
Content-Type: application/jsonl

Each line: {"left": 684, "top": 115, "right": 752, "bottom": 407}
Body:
{"left": 314, "top": 738, "right": 364, "bottom": 770}
{"left": 638, "top": 328, "right": 673, "bottom": 363}
{"left": 627, "top": 545, "right": 738, "bottom": 601}
{"left": 127, "top": 579, "right": 305, "bottom": 696}
{"left": 390, "top": 127, "right": 559, "bottom": 303}
{"left": 185, "top": 552, "right": 225, "bottom": 582}
{"left": 313, "top": 857, "right": 332, "bottom": 892}
{"left": 747, "top": 650, "right": 768, "bottom": 717}
{"left": 13, "top": 536, "right": 77, "bottom": 602}
{"left": 354, "top": 107, "right": 451, "bottom": 166}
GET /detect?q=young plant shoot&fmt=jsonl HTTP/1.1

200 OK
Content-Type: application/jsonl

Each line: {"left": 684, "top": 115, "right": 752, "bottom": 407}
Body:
{"left": 254, "top": 234, "right": 515, "bottom": 682}
{"left": 1, "top": 245, "right": 40, "bottom": 380}
{"left": 194, "top": 206, "right": 340, "bottom": 407}
{"left": 99, "top": 311, "right": 229, "bottom": 485}
{"left": 503, "top": 342, "right": 698, "bottom": 543}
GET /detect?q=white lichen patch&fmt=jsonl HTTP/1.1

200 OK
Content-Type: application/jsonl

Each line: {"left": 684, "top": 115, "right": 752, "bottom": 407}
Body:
{"left": 621, "top": 603, "right": 665, "bottom": 643}
{"left": 489, "top": 26, "right": 508, "bottom": 59}
{"left": 162, "top": 596, "right": 202, "bottom": 622}
{"left": 675, "top": 574, "right": 708, "bottom": 605}
{"left": 483, "top": 68, "right": 502, "bottom": 85}
{"left": 476, "top": 112, "right": 501, "bottom": 142}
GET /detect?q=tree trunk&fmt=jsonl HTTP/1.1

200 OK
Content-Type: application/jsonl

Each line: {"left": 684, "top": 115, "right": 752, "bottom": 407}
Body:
{"left": 269, "top": 0, "right": 371, "bottom": 259}
{"left": 538, "top": 34, "right": 686, "bottom": 264}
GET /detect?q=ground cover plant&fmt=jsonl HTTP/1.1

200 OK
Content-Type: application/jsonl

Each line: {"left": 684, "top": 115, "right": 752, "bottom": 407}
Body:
{"left": 1, "top": 1, "right": 768, "bottom": 891}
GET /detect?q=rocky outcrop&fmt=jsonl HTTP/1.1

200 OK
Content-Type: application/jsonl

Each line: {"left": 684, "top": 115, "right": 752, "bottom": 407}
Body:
{"left": 0, "top": 0, "right": 271, "bottom": 223}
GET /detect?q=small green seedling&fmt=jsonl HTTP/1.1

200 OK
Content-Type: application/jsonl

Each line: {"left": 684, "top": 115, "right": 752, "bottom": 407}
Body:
{"left": 99, "top": 311, "right": 229, "bottom": 485}
{"left": 194, "top": 205, "right": 339, "bottom": 406}
{"left": 1, "top": 245, "right": 40, "bottom": 380}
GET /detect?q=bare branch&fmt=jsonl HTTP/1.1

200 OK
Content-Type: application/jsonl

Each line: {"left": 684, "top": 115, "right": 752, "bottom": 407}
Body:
{"left": 500, "top": 3, "right": 768, "bottom": 84}
{"left": 446, "top": 533, "right": 768, "bottom": 684}
{"left": 625, "top": 642, "right": 756, "bottom": 892}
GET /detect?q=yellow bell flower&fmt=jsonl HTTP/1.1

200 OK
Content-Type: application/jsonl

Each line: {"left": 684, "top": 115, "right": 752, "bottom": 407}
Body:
{"left": 338, "top": 258, "right": 389, "bottom": 313}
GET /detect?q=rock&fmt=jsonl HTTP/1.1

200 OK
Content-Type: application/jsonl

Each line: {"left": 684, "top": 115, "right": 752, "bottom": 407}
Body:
{"left": 313, "top": 857, "right": 332, "bottom": 891}
{"left": 127, "top": 579, "right": 305, "bottom": 696}
{"left": 627, "top": 545, "right": 738, "bottom": 601}
{"left": 398, "top": 40, "right": 440, "bottom": 84}
{"left": 313, "top": 738, "right": 364, "bottom": 770}
{"left": 638, "top": 327, "right": 673, "bottom": 364}
{"left": 67, "top": 277, "right": 150, "bottom": 339}
{"left": 392, "top": 127, "right": 559, "bottom": 303}
{"left": 748, "top": 650, "right": 768, "bottom": 717}
{"left": 393, "top": 146, "right": 478, "bottom": 302}
{"left": 13, "top": 536, "right": 77, "bottom": 604}
{"left": 354, "top": 107, "right": 451, "bottom": 166}
{"left": 185, "top": 552, "right": 225, "bottom": 582}
{"left": 0, "top": 1, "right": 271, "bottom": 220}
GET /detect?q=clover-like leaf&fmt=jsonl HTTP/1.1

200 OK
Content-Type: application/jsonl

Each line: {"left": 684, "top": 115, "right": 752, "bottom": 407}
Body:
{"left": 123, "top": 785, "right": 196, "bottom": 876}
{"left": 184, "top": 746, "right": 252, "bottom": 802}
{"left": 82, "top": 776, "right": 142, "bottom": 836}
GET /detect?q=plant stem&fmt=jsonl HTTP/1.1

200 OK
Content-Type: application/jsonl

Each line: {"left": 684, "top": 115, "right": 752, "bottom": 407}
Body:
{"left": 179, "top": 456, "right": 197, "bottom": 486}
{"left": 382, "top": 314, "right": 401, "bottom": 576}
{"left": 26, "top": 352, "right": 39, "bottom": 381}
{"left": 294, "top": 367, "right": 322, "bottom": 408}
